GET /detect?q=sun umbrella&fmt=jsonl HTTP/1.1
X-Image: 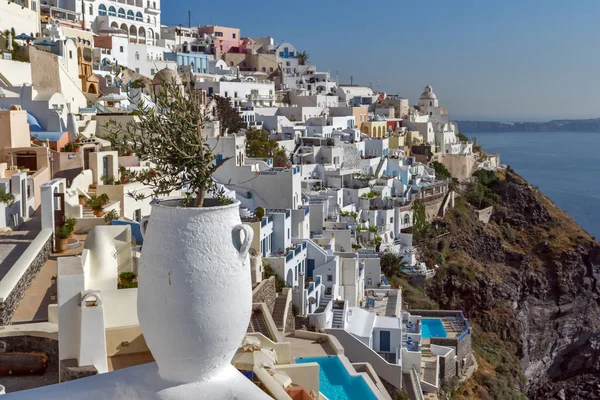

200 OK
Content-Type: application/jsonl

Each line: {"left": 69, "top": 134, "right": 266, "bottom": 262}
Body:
{"left": 241, "top": 336, "right": 262, "bottom": 352}
{"left": 232, "top": 346, "right": 277, "bottom": 371}
{"left": 34, "top": 40, "right": 56, "bottom": 47}
{"left": 16, "top": 33, "right": 35, "bottom": 41}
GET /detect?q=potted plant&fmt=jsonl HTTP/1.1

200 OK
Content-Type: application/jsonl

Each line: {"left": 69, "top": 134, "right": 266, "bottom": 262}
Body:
{"left": 51, "top": 275, "right": 57, "bottom": 284}
{"left": 91, "top": 201, "right": 104, "bottom": 217}
{"left": 64, "top": 217, "right": 77, "bottom": 238}
{"left": 104, "top": 80, "right": 254, "bottom": 383}
{"left": 0, "top": 186, "right": 15, "bottom": 206}
{"left": 55, "top": 225, "right": 71, "bottom": 253}
{"left": 78, "top": 194, "right": 86, "bottom": 206}
{"left": 50, "top": 292, "right": 57, "bottom": 301}
{"left": 104, "top": 209, "right": 119, "bottom": 223}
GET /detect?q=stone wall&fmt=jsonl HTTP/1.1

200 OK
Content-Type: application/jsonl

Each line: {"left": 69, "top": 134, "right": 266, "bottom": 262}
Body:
{"left": 295, "top": 316, "right": 309, "bottom": 331}
{"left": 252, "top": 276, "right": 276, "bottom": 314}
{"left": 59, "top": 359, "right": 98, "bottom": 382}
{"left": 0, "top": 233, "right": 52, "bottom": 326}
{"left": 285, "top": 304, "right": 295, "bottom": 333}
{"left": 476, "top": 206, "right": 494, "bottom": 224}
{"left": 439, "top": 348, "right": 457, "bottom": 381}
{"left": 0, "top": 335, "right": 59, "bottom": 372}
{"left": 440, "top": 154, "right": 476, "bottom": 182}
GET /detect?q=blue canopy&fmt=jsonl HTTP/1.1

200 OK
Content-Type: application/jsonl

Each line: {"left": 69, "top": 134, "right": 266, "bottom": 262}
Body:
{"left": 34, "top": 40, "right": 56, "bottom": 46}
{"left": 16, "top": 33, "right": 35, "bottom": 40}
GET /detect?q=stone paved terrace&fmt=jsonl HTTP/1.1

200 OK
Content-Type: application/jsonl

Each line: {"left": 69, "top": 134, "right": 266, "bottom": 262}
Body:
{"left": 12, "top": 232, "right": 88, "bottom": 323}
{"left": 285, "top": 333, "right": 335, "bottom": 358}
{"left": 363, "top": 290, "right": 400, "bottom": 317}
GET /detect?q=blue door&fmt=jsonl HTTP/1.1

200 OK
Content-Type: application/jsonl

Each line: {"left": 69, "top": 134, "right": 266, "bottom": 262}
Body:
{"left": 306, "top": 259, "right": 315, "bottom": 279}
{"left": 380, "top": 331, "right": 390, "bottom": 352}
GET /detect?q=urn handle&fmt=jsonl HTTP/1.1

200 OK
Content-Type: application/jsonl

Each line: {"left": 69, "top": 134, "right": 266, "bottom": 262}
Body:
{"left": 232, "top": 224, "right": 253, "bottom": 259}
{"left": 140, "top": 216, "right": 150, "bottom": 239}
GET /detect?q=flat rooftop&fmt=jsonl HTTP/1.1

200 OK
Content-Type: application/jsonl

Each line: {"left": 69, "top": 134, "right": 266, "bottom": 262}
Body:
{"left": 0, "top": 224, "right": 41, "bottom": 282}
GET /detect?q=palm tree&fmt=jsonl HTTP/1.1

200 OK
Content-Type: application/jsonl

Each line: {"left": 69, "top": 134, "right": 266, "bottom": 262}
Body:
{"left": 297, "top": 51, "right": 309, "bottom": 66}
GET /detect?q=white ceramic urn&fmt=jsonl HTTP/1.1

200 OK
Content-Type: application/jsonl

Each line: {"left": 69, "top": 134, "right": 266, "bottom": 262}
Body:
{"left": 138, "top": 199, "right": 253, "bottom": 383}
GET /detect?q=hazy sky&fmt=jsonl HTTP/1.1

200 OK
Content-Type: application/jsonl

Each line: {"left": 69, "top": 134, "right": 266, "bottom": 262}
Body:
{"left": 162, "top": 0, "right": 600, "bottom": 121}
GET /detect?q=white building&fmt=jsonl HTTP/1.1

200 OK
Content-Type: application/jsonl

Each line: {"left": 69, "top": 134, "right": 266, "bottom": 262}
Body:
{"left": 196, "top": 80, "right": 276, "bottom": 107}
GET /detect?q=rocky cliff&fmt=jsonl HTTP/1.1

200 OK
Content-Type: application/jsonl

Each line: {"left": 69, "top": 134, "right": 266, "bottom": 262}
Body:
{"left": 423, "top": 170, "right": 600, "bottom": 399}
{"left": 456, "top": 119, "right": 600, "bottom": 133}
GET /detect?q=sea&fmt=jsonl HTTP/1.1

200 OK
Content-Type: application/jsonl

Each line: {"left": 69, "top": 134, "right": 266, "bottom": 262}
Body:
{"left": 469, "top": 131, "right": 600, "bottom": 239}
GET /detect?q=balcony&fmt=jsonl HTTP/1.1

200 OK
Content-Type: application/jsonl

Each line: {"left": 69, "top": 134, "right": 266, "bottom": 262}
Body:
{"left": 145, "top": 4, "right": 160, "bottom": 14}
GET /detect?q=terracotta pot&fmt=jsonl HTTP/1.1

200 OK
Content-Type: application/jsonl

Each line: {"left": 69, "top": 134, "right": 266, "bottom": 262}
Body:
{"left": 55, "top": 238, "right": 68, "bottom": 253}
{"left": 94, "top": 210, "right": 104, "bottom": 218}
{"left": 79, "top": 198, "right": 86, "bottom": 206}
{"left": 138, "top": 199, "right": 253, "bottom": 383}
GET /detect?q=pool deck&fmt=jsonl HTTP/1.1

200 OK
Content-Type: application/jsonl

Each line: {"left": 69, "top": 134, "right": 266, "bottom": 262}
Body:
{"left": 440, "top": 318, "right": 463, "bottom": 339}
{"left": 285, "top": 333, "right": 336, "bottom": 359}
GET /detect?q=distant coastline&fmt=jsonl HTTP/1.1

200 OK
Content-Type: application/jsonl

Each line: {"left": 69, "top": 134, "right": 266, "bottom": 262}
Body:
{"left": 456, "top": 118, "right": 600, "bottom": 133}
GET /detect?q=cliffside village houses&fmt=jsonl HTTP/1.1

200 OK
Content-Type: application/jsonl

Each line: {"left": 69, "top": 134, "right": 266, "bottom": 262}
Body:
{"left": 0, "top": 2, "right": 500, "bottom": 399}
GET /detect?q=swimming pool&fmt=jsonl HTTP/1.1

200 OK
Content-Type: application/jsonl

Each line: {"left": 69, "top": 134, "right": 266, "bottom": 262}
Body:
{"left": 295, "top": 356, "right": 378, "bottom": 400}
{"left": 421, "top": 318, "right": 447, "bottom": 339}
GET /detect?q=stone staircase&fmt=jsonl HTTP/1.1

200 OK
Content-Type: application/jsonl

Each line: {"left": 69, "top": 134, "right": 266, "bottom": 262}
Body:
{"left": 314, "top": 293, "right": 331, "bottom": 314}
{"left": 247, "top": 310, "right": 270, "bottom": 338}
{"left": 272, "top": 295, "right": 287, "bottom": 330}
{"left": 332, "top": 301, "right": 345, "bottom": 329}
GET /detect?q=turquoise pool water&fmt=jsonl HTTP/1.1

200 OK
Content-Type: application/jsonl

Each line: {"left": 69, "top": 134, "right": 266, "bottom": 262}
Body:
{"left": 421, "top": 318, "right": 447, "bottom": 339}
{"left": 295, "top": 356, "right": 378, "bottom": 400}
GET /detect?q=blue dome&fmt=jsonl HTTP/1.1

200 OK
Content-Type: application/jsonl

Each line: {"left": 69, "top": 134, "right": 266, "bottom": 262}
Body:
{"left": 27, "top": 112, "right": 44, "bottom": 132}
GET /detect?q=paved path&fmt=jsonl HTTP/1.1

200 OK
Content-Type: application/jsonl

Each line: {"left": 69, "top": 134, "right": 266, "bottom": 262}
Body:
{"left": 12, "top": 233, "right": 87, "bottom": 323}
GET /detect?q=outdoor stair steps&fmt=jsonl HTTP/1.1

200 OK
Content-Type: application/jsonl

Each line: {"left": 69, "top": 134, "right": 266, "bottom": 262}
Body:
{"left": 332, "top": 306, "right": 344, "bottom": 329}
{"left": 272, "top": 295, "right": 287, "bottom": 330}
{"left": 247, "top": 310, "right": 270, "bottom": 338}
{"left": 314, "top": 294, "right": 331, "bottom": 314}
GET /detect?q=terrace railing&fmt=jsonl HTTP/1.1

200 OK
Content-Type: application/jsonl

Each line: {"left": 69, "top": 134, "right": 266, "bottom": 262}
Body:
{"left": 411, "top": 365, "right": 425, "bottom": 400}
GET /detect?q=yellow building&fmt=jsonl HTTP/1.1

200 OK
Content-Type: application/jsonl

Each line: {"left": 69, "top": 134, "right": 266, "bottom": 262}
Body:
{"left": 405, "top": 130, "right": 423, "bottom": 146}
{"left": 388, "top": 133, "right": 406, "bottom": 150}
{"left": 361, "top": 121, "right": 387, "bottom": 138}
{"left": 77, "top": 40, "right": 99, "bottom": 94}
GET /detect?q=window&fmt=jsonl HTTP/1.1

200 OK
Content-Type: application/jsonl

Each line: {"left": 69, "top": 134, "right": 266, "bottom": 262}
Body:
{"left": 390, "top": 217, "right": 393, "bottom": 223}
{"left": 429, "top": 112, "right": 432, "bottom": 116}
{"left": 224, "top": 91, "right": 228, "bottom": 97}
{"left": 89, "top": 4, "right": 93, "bottom": 15}
{"left": 287, "top": 228, "right": 290, "bottom": 239}
{"left": 120, "top": 46, "right": 124, "bottom": 52}
{"left": 234, "top": 92, "right": 238, "bottom": 98}
{"left": 279, "top": 52, "right": 284, "bottom": 57}
{"left": 135, "top": 52, "right": 139, "bottom": 60}
{"left": 286, "top": 61, "right": 290, "bottom": 67}
{"left": 151, "top": 68, "right": 155, "bottom": 75}
{"left": 262, "top": 67, "right": 266, "bottom": 72}
{"left": 269, "top": 67, "right": 273, "bottom": 72}
{"left": 127, "top": 10, "right": 134, "bottom": 19}
{"left": 69, "top": 50, "right": 72, "bottom": 59}
{"left": 31, "top": 1, "right": 36, "bottom": 11}
{"left": 327, "top": 274, "right": 333, "bottom": 282}
{"left": 429, "top": 101, "right": 432, "bottom": 106}
{"left": 242, "top": 61, "right": 247, "bottom": 67}
{"left": 232, "top": 33, "right": 236, "bottom": 38}
{"left": 289, "top": 52, "right": 294, "bottom": 57}
{"left": 135, "top": 67, "right": 139, "bottom": 73}
{"left": 135, "top": 11, "right": 142, "bottom": 21}
{"left": 117, "top": 8, "right": 125, "bottom": 18}
{"left": 147, "top": 16, "right": 150, "bottom": 23}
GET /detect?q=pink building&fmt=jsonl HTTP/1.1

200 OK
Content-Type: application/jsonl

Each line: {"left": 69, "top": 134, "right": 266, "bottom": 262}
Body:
{"left": 197, "top": 25, "right": 241, "bottom": 55}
